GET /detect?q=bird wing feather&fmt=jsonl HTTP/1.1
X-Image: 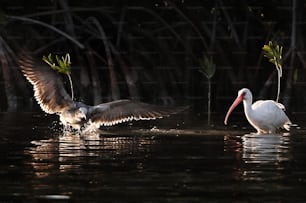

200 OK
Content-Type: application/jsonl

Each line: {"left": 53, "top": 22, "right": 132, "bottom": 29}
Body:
{"left": 19, "top": 54, "right": 74, "bottom": 114}
{"left": 252, "top": 100, "right": 291, "bottom": 126}
{"left": 88, "top": 99, "right": 187, "bottom": 126}
{"left": 252, "top": 100, "right": 286, "bottom": 112}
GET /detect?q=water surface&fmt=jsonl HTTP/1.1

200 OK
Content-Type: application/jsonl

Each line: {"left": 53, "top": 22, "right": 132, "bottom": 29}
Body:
{"left": 1, "top": 112, "right": 306, "bottom": 202}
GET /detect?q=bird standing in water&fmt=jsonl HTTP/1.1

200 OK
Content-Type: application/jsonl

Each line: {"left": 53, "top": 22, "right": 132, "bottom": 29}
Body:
{"left": 224, "top": 88, "right": 291, "bottom": 134}
{"left": 19, "top": 55, "right": 187, "bottom": 131}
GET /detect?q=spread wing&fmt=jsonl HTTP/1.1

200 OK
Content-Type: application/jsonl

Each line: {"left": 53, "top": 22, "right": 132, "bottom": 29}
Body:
{"left": 19, "top": 54, "right": 74, "bottom": 114}
{"left": 88, "top": 99, "right": 187, "bottom": 126}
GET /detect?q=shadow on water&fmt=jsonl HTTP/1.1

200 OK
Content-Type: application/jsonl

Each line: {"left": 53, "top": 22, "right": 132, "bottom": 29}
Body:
{"left": 1, "top": 112, "right": 306, "bottom": 202}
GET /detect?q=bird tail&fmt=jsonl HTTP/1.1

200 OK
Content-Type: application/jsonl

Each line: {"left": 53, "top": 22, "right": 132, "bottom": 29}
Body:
{"left": 283, "top": 122, "right": 291, "bottom": 131}
{"left": 284, "top": 122, "right": 299, "bottom": 131}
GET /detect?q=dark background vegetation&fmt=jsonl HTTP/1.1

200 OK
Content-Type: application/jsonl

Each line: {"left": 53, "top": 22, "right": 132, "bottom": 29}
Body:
{"left": 0, "top": 0, "right": 305, "bottom": 116}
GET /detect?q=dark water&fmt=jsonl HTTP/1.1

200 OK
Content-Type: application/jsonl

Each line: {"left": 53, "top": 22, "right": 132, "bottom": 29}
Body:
{"left": 1, "top": 113, "right": 306, "bottom": 202}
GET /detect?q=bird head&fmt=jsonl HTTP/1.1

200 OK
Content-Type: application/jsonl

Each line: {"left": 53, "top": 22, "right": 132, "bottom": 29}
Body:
{"left": 238, "top": 88, "right": 252, "bottom": 102}
{"left": 224, "top": 88, "right": 252, "bottom": 125}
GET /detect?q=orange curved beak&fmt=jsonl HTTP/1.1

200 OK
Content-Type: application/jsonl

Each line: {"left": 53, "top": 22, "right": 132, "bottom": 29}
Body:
{"left": 224, "top": 93, "right": 245, "bottom": 125}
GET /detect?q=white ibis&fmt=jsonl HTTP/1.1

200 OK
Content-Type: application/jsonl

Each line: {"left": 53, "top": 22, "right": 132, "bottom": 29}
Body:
{"left": 224, "top": 88, "right": 291, "bottom": 134}
{"left": 19, "top": 54, "right": 187, "bottom": 130}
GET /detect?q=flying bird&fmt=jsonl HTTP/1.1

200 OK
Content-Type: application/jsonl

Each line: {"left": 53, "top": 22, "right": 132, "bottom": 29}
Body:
{"left": 224, "top": 88, "right": 291, "bottom": 134}
{"left": 19, "top": 55, "right": 187, "bottom": 130}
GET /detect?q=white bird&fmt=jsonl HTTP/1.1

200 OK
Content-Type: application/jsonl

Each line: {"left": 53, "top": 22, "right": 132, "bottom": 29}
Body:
{"left": 224, "top": 88, "right": 291, "bottom": 134}
{"left": 19, "top": 54, "right": 187, "bottom": 130}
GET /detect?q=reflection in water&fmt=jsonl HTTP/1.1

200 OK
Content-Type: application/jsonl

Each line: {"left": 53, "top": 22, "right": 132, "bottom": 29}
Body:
{"left": 3, "top": 112, "right": 306, "bottom": 202}
{"left": 240, "top": 133, "right": 290, "bottom": 181}
{"left": 26, "top": 131, "right": 156, "bottom": 178}
{"left": 242, "top": 133, "right": 290, "bottom": 163}
{"left": 225, "top": 133, "right": 291, "bottom": 181}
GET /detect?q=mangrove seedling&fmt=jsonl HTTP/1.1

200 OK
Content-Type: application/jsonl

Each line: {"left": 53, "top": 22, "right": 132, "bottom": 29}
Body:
{"left": 199, "top": 55, "right": 216, "bottom": 125}
{"left": 42, "top": 53, "right": 74, "bottom": 100}
{"left": 262, "top": 41, "right": 283, "bottom": 102}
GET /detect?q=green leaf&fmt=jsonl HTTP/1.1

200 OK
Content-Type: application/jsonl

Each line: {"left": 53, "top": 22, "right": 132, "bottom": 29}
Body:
{"left": 262, "top": 41, "right": 283, "bottom": 69}
{"left": 42, "top": 53, "right": 72, "bottom": 75}
{"left": 262, "top": 44, "right": 272, "bottom": 53}
{"left": 199, "top": 55, "right": 216, "bottom": 79}
{"left": 48, "top": 53, "right": 53, "bottom": 63}
{"left": 42, "top": 53, "right": 74, "bottom": 100}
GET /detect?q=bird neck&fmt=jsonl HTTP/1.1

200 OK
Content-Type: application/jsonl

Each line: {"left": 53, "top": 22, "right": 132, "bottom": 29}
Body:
{"left": 243, "top": 98, "right": 253, "bottom": 116}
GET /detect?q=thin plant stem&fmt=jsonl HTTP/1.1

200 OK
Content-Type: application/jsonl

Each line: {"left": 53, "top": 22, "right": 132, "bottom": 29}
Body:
{"left": 67, "top": 74, "right": 74, "bottom": 100}
{"left": 275, "top": 64, "right": 281, "bottom": 103}
{"left": 207, "top": 79, "right": 211, "bottom": 125}
{"left": 276, "top": 70, "right": 280, "bottom": 102}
